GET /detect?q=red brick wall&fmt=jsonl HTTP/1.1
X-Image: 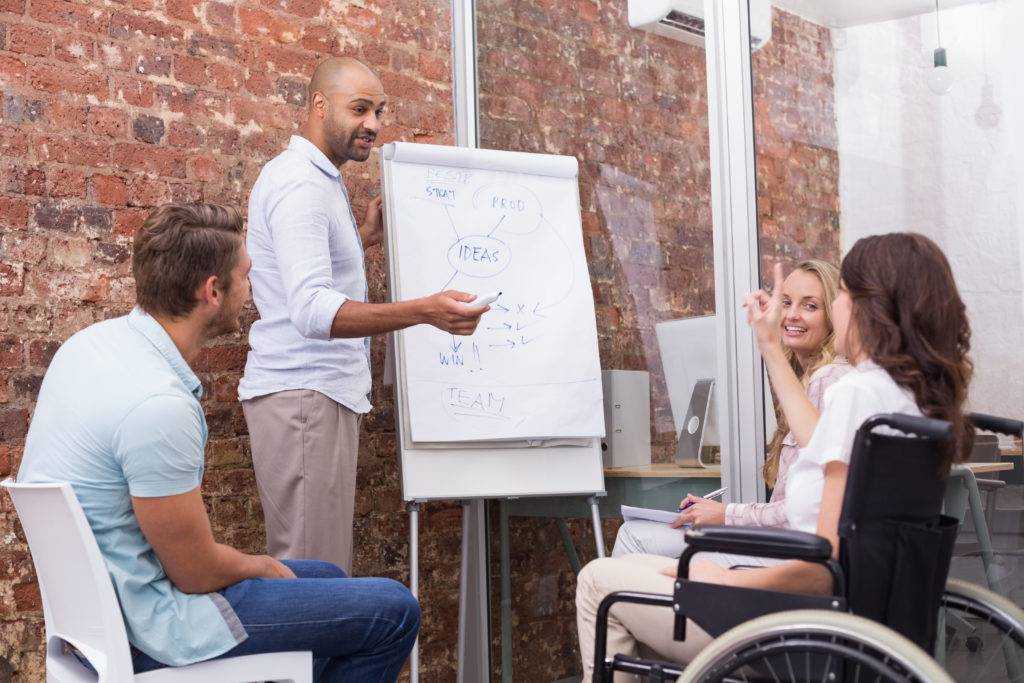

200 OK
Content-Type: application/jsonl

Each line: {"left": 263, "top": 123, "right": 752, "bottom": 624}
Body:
{"left": 0, "top": 0, "right": 459, "bottom": 680}
{"left": 476, "top": 3, "right": 839, "bottom": 679}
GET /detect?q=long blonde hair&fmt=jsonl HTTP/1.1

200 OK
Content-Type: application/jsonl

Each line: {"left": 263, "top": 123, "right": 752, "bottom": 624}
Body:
{"left": 763, "top": 259, "right": 841, "bottom": 487}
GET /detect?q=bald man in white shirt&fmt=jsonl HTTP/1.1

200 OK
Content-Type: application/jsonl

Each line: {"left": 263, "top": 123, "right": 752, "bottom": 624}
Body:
{"left": 241, "top": 57, "right": 488, "bottom": 571}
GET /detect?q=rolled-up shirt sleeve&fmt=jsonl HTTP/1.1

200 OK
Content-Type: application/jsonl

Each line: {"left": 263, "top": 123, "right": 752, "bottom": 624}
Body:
{"left": 265, "top": 177, "right": 348, "bottom": 340}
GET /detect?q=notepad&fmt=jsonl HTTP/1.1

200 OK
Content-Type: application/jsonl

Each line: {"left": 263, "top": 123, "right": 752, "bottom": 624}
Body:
{"left": 621, "top": 505, "right": 681, "bottom": 525}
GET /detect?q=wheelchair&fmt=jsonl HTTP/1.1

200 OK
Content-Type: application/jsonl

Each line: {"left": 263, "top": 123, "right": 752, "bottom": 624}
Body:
{"left": 594, "top": 412, "right": 1024, "bottom": 682}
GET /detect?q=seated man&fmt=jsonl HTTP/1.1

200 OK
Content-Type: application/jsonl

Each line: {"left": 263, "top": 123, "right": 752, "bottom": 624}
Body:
{"left": 17, "top": 203, "right": 419, "bottom": 682}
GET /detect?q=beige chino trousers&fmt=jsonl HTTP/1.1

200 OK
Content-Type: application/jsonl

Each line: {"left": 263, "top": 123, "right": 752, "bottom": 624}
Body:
{"left": 243, "top": 389, "right": 360, "bottom": 573}
{"left": 576, "top": 554, "right": 714, "bottom": 682}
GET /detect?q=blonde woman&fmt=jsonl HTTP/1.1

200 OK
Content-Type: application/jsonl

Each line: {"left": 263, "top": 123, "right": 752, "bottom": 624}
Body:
{"left": 612, "top": 259, "right": 851, "bottom": 558}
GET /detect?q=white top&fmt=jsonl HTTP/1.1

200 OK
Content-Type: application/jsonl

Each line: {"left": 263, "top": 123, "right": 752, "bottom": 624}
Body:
{"left": 784, "top": 360, "right": 922, "bottom": 534}
{"left": 239, "top": 135, "right": 371, "bottom": 413}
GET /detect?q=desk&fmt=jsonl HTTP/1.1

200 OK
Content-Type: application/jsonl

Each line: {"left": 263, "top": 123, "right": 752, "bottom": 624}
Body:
{"left": 497, "top": 465, "right": 720, "bottom": 683}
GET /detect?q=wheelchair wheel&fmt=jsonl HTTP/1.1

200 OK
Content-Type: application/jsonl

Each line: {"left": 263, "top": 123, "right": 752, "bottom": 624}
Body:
{"left": 679, "top": 609, "right": 952, "bottom": 683}
{"left": 940, "top": 577, "right": 1024, "bottom": 682}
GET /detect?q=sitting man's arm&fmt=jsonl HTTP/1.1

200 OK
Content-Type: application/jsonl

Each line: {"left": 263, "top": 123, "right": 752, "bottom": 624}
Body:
{"left": 133, "top": 488, "right": 294, "bottom": 594}
{"left": 115, "top": 393, "right": 294, "bottom": 594}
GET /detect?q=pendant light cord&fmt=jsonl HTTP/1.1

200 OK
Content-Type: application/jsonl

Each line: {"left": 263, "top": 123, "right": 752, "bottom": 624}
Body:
{"left": 935, "top": 0, "right": 942, "bottom": 45}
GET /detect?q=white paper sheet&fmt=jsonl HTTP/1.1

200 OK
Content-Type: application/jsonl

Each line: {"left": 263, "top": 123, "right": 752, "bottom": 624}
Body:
{"left": 620, "top": 505, "right": 681, "bottom": 525}
{"left": 385, "top": 143, "right": 605, "bottom": 442}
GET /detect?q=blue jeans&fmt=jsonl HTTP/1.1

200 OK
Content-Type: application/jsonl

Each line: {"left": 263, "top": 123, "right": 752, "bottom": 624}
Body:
{"left": 132, "top": 561, "right": 420, "bottom": 682}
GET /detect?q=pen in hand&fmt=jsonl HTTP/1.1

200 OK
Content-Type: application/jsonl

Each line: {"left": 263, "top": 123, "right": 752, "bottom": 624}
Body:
{"left": 678, "top": 486, "right": 728, "bottom": 512}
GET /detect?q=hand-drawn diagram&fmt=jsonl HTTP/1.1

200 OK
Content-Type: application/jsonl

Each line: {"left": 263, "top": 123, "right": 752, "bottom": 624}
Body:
{"left": 389, "top": 155, "right": 604, "bottom": 442}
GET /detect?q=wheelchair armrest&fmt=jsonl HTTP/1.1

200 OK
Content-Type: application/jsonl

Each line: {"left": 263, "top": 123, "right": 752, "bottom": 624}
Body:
{"left": 969, "top": 412, "right": 1024, "bottom": 438}
{"left": 681, "top": 525, "right": 832, "bottom": 569}
{"left": 862, "top": 413, "right": 952, "bottom": 440}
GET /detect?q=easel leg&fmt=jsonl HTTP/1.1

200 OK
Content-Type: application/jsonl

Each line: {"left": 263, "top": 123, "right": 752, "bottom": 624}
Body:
{"left": 588, "top": 495, "right": 606, "bottom": 558}
{"left": 408, "top": 501, "right": 421, "bottom": 683}
{"left": 457, "top": 500, "right": 469, "bottom": 683}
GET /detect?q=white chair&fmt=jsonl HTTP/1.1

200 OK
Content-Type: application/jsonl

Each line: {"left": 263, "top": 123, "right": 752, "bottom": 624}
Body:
{"left": 2, "top": 480, "right": 312, "bottom": 682}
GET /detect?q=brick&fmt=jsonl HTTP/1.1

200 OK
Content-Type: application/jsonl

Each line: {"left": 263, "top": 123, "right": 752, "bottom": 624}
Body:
{"left": 261, "top": 0, "right": 321, "bottom": 18}
{"left": 132, "top": 114, "right": 165, "bottom": 144}
{"left": 187, "top": 155, "right": 221, "bottom": 182}
{"left": 205, "top": 2, "right": 236, "bottom": 29}
{"left": 0, "top": 262, "right": 24, "bottom": 295}
{"left": 417, "top": 53, "right": 448, "bottom": 83}
{"left": 195, "top": 344, "right": 247, "bottom": 371}
{"left": 239, "top": 7, "right": 302, "bottom": 44}
{"left": 300, "top": 24, "right": 334, "bottom": 53}
{"left": 111, "top": 75, "right": 155, "bottom": 107}
{"left": 28, "top": 339, "right": 60, "bottom": 367}
{"left": 127, "top": 176, "right": 168, "bottom": 206}
{"left": 13, "top": 581, "right": 41, "bottom": 612}
{"left": 208, "top": 62, "right": 242, "bottom": 90}
{"left": 167, "top": 121, "right": 203, "bottom": 148}
{"left": 30, "top": 0, "right": 109, "bottom": 34}
{"left": 89, "top": 107, "right": 128, "bottom": 138}
{"left": 48, "top": 100, "right": 89, "bottom": 132}
{"left": 30, "top": 63, "right": 107, "bottom": 99}
{"left": 3, "top": 233, "right": 48, "bottom": 264}
{"left": 32, "top": 202, "right": 79, "bottom": 232}
{"left": 155, "top": 85, "right": 225, "bottom": 118}
{"left": 95, "top": 240, "right": 130, "bottom": 264}
{"left": 165, "top": 0, "right": 201, "bottom": 23}
{"left": 0, "top": 197, "right": 28, "bottom": 229}
{"left": 114, "top": 143, "right": 187, "bottom": 178}
{"left": 0, "top": 0, "right": 26, "bottom": 13}
{"left": 47, "top": 167, "right": 87, "bottom": 198}
{"left": 173, "top": 53, "right": 207, "bottom": 86}
{"left": 35, "top": 135, "right": 109, "bottom": 166}
{"left": 109, "top": 10, "right": 184, "bottom": 46}
{"left": 55, "top": 36, "right": 96, "bottom": 63}
{"left": 275, "top": 76, "right": 306, "bottom": 106}
{"left": 186, "top": 32, "right": 238, "bottom": 59}
{"left": 9, "top": 25, "right": 52, "bottom": 56}
{"left": 133, "top": 51, "right": 171, "bottom": 78}
{"left": 0, "top": 408, "right": 28, "bottom": 441}
{"left": 113, "top": 207, "right": 149, "bottom": 236}
{"left": 0, "top": 337, "right": 22, "bottom": 369}
{"left": 11, "top": 372, "right": 44, "bottom": 399}
{"left": 344, "top": 5, "right": 381, "bottom": 36}
{"left": 99, "top": 42, "right": 128, "bottom": 70}
{"left": 92, "top": 174, "right": 128, "bottom": 205}
{"left": 4, "top": 167, "right": 45, "bottom": 195}
{"left": 0, "top": 54, "right": 27, "bottom": 85}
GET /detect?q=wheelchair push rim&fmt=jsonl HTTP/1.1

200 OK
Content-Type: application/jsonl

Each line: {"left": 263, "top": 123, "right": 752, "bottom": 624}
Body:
{"left": 679, "top": 609, "right": 953, "bottom": 683}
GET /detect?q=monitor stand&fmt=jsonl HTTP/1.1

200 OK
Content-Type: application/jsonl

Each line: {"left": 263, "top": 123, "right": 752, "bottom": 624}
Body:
{"left": 675, "top": 378, "right": 716, "bottom": 468}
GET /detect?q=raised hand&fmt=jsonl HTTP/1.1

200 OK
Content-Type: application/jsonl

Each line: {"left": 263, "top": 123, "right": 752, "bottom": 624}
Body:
{"left": 743, "top": 262, "right": 785, "bottom": 352}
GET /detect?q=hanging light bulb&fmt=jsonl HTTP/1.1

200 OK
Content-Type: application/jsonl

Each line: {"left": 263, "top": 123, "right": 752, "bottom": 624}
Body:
{"left": 928, "top": 47, "right": 954, "bottom": 94}
{"left": 927, "top": 0, "right": 953, "bottom": 94}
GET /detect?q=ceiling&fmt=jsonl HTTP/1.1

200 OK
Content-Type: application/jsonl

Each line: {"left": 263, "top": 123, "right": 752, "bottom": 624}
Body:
{"left": 773, "top": 0, "right": 989, "bottom": 28}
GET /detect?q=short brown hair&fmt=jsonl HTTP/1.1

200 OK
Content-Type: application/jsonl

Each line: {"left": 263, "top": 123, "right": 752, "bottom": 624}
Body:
{"left": 132, "top": 203, "right": 244, "bottom": 318}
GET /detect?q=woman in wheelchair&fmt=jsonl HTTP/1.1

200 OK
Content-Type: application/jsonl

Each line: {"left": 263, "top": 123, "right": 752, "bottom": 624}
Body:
{"left": 576, "top": 233, "right": 974, "bottom": 681}
{"left": 613, "top": 259, "right": 850, "bottom": 557}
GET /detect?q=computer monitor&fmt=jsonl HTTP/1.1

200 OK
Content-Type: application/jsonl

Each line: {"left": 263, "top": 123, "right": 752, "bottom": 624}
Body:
{"left": 655, "top": 315, "right": 719, "bottom": 468}
{"left": 656, "top": 315, "right": 778, "bottom": 469}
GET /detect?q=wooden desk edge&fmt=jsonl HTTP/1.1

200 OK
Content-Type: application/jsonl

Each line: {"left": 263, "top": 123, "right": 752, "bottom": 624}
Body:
{"left": 604, "top": 464, "right": 722, "bottom": 478}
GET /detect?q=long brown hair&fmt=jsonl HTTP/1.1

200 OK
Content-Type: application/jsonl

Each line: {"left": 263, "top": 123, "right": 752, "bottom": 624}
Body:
{"left": 841, "top": 233, "right": 974, "bottom": 471}
{"left": 764, "top": 259, "right": 842, "bottom": 487}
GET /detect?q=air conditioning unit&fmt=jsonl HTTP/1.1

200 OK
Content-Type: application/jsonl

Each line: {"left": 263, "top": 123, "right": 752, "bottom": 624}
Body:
{"left": 628, "top": 0, "right": 773, "bottom": 51}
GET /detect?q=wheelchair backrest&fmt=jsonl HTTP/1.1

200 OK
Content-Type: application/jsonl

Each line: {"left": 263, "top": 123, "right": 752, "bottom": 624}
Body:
{"left": 838, "top": 413, "right": 958, "bottom": 653}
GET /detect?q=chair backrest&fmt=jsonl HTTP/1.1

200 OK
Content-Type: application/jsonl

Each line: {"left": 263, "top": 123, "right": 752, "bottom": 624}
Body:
{"left": 3, "top": 480, "right": 135, "bottom": 679}
{"left": 838, "top": 413, "right": 959, "bottom": 653}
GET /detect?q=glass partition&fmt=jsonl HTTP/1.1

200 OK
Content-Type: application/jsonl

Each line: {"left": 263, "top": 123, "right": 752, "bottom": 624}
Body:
{"left": 753, "top": 0, "right": 1024, "bottom": 678}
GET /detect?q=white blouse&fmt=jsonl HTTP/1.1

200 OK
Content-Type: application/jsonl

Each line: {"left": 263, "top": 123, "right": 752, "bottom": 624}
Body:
{"left": 783, "top": 360, "right": 923, "bottom": 535}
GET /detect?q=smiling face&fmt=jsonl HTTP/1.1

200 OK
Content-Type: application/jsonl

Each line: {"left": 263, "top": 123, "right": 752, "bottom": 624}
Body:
{"left": 780, "top": 268, "right": 830, "bottom": 361}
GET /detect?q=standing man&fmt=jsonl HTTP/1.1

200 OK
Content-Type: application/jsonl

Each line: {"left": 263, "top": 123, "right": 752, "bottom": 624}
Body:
{"left": 240, "top": 57, "right": 486, "bottom": 572}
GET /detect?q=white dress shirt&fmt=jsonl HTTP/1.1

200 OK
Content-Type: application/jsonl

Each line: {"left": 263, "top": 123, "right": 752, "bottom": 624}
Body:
{"left": 784, "top": 359, "right": 922, "bottom": 534}
{"left": 239, "top": 135, "right": 372, "bottom": 413}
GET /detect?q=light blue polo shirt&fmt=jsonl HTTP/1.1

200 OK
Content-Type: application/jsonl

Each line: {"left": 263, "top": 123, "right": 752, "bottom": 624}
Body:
{"left": 18, "top": 307, "right": 246, "bottom": 666}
